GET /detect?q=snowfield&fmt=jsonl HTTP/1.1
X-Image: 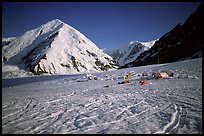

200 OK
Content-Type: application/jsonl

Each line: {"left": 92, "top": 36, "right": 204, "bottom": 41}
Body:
{"left": 2, "top": 58, "right": 202, "bottom": 134}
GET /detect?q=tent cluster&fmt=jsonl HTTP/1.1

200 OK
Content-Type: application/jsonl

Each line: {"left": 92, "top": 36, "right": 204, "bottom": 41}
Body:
{"left": 118, "top": 70, "right": 174, "bottom": 85}
{"left": 152, "top": 71, "right": 174, "bottom": 79}
{"left": 76, "top": 70, "right": 175, "bottom": 86}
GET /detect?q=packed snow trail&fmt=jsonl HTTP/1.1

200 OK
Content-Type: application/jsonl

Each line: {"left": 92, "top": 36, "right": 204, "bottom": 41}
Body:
{"left": 2, "top": 58, "right": 202, "bottom": 134}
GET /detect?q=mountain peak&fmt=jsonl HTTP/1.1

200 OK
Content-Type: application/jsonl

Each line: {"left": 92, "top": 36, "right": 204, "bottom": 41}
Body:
{"left": 51, "top": 18, "right": 64, "bottom": 23}
{"left": 45, "top": 18, "right": 65, "bottom": 26}
{"left": 110, "top": 40, "right": 157, "bottom": 66}
{"left": 2, "top": 18, "right": 118, "bottom": 76}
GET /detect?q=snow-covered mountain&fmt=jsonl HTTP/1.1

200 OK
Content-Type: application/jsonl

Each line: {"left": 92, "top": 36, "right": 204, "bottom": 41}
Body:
{"left": 109, "top": 40, "right": 157, "bottom": 66}
{"left": 122, "top": 3, "right": 203, "bottom": 68}
{"left": 2, "top": 19, "right": 118, "bottom": 77}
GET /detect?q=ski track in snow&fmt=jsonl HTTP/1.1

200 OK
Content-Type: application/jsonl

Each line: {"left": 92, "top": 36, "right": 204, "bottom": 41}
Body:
{"left": 2, "top": 58, "right": 202, "bottom": 134}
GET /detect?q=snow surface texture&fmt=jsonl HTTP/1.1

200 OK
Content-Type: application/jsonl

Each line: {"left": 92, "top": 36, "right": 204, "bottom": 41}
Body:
{"left": 110, "top": 40, "right": 157, "bottom": 66}
{"left": 2, "top": 58, "right": 202, "bottom": 134}
{"left": 2, "top": 19, "right": 118, "bottom": 76}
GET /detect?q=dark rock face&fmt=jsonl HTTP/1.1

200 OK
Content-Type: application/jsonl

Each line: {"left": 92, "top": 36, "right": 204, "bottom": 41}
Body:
{"left": 2, "top": 41, "right": 11, "bottom": 47}
{"left": 22, "top": 32, "right": 59, "bottom": 74}
{"left": 71, "top": 56, "right": 79, "bottom": 72}
{"left": 123, "top": 3, "right": 203, "bottom": 68}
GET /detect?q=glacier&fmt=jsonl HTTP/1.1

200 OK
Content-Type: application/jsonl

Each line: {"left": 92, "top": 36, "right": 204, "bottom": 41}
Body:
{"left": 2, "top": 58, "right": 202, "bottom": 134}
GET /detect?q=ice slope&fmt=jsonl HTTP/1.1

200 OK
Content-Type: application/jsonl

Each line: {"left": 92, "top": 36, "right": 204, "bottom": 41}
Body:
{"left": 2, "top": 19, "right": 117, "bottom": 76}
{"left": 2, "top": 58, "right": 202, "bottom": 134}
{"left": 110, "top": 40, "right": 157, "bottom": 66}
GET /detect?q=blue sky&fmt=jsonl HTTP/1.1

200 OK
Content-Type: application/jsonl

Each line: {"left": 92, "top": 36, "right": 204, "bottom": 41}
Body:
{"left": 2, "top": 2, "right": 201, "bottom": 50}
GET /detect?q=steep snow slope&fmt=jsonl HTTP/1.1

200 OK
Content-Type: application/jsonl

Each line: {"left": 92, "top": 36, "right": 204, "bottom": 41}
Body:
{"left": 110, "top": 40, "right": 157, "bottom": 66}
{"left": 2, "top": 19, "right": 118, "bottom": 76}
{"left": 2, "top": 58, "right": 202, "bottom": 134}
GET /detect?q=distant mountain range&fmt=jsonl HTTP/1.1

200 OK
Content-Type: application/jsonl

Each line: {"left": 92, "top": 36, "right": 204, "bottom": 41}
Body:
{"left": 121, "top": 3, "right": 203, "bottom": 68}
{"left": 108, "top": 40, "right": 157, "bottom": 67}
{"left": 2, "top": 19, "right": 118, "bottom": 76}
{"left": 2, "top": 4, "right": 203, "bottom": 78}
